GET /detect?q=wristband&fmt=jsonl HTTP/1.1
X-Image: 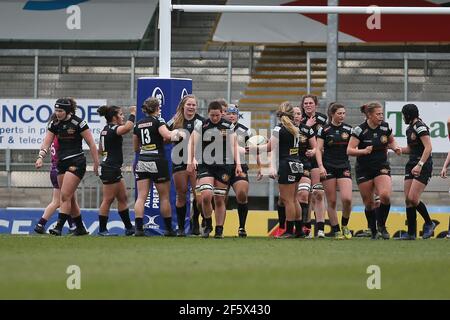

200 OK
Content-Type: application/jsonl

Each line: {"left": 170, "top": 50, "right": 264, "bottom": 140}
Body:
{"left": 38, "top": 149, "right": 48, "bottom": 159}
{"left": 128, "top": 114, "right": 136, "bottom": 123}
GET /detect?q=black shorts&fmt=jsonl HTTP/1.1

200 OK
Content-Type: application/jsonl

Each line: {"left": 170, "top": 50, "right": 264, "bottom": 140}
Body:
{"left": 310, "top": 157, "right": 319, "bottom": 170}
{"left": 172, "top": 163, "right": 187, "bottom": 173}
{"left": 197, "top": 164, "right": 234, "bottom": 185}
{"left": 404, "top": 160, "right": 432, "bottom": 185}
{"left": 322, "top": 164, "right": 352, "bottom": 181}
{"left": 355, "top": 163, "right": 391, "bottom": 185}
{"left": 100, "top": 165, "right": 123, "bottom": 185}
{"left": 299, "top": 157, "right": 312, "bottom": 179}
{"left": 229, "top": 165, "right": 249, "bottom": 186}
{"left": 278, "top": 159, "right": 303, "bottom": 184}
{"left": 134, "top": 158, "right": 170, "bottom": 183}
{"left": 57, "top": 155, "right": 86, "bottom": 180}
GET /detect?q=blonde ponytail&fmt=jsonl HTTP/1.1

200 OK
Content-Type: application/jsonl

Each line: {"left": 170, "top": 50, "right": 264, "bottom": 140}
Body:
{"left": 276, "top": 101, "right": 299, "bottom": 137}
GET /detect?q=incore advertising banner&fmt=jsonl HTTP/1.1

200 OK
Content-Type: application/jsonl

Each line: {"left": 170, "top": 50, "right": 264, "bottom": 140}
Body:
{"left": 0, "top": 99, "right": 107, "bottom": 150}
{"left": 385, "top": 101, "right": 449, "bottom": 153}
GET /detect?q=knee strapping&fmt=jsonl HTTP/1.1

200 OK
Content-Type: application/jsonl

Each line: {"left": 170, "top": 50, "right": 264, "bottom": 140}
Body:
{"left": 312, "top": 183, "right": 324, "bottom": 191}
{"left": 297, "top": 183, "right": 311, "bottom": 192}
{"left": 199, "top": 184, "right": 213, "bottom": 192}
{"left": 214, "top": 187, "right": 228, "bottom": 197}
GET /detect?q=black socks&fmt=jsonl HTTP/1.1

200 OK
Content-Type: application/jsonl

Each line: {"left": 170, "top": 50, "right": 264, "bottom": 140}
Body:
{"left": 416, "top": 201, "right": 432, "bottom": 225}
{"left": 238, "top": 203, "right": 248, "bottom": 229}
{"left": 176, "top": 205, "right": 187, "bottom": 230}
{"left": 98, "top": 215, "right": 108, "bottom": 232}
{"left": 406, "top": 206, "right": 417, "bottom": 236}
{"left": 277, "top": 204, "right": 286, "bottom": 229}
{"left": 119, "top": 209, "right": 133, "bottom": 229}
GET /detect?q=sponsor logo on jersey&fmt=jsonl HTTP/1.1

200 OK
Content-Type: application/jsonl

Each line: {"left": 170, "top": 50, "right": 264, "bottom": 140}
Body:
{"left": 67, "top": 128, "right": 75, "bottom": 135}
{"left": 341, "top": 132, "right": 349, "bottom": 140}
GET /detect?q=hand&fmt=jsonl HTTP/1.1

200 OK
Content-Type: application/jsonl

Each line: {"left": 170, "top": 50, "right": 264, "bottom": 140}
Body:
{"left": 177, "top": 130, "right": 187, "bottom": 140}
{"left": 365, "top": 145, "right": 373, "bottom": 155}
{"left": 256, "top": 169, "right": 263, "bottom": 181}
{"left": 35, "top": 158, "right": 43, "bottom": 169}
{"left": 93, "top": 162, "right": 99, "bottom": 176}
{"left": 411, "top": 165, "right": 422, "bottom": 177}
{"left": 269, "top": 167, "right": 278, "bottom": 179}
{"left": 129, "top": 105, "right": 136, "bottom": 115}
{"left": 440, "top": 167, "right": 447, "bottom": 179}
{"left": 187, "top": 159, "right": 198, "bottom": 174}
{"left": 306, "top": 117, "right": 316, "bottom": 127}
{"left": 394, "top": 146, "right": 402, "bottom": 156}
{"left": 235, "top": 165, "right": 243, "bottom": 177}
{"left": 319, "top": 165, "right": 327, "bottom": 179}
{"left": 305, "top": 149, "right": 315, "bottom": 158}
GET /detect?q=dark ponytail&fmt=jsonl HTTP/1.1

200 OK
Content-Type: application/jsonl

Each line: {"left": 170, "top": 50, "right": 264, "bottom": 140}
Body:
{"left": 98, "top": 105, "right": 120, "bottom": 123}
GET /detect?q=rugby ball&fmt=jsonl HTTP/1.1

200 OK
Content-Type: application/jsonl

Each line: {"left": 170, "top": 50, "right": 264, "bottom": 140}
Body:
{"left": 246, "top": 135, "right": 268, "bottom": 146}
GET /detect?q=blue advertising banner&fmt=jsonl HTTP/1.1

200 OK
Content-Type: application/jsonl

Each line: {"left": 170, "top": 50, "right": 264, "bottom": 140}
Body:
{"left": 136, "top": 78, "right": 192, "bottom": 235}
{"left": 0, "top": 208, "right": 136, "bottom": 235}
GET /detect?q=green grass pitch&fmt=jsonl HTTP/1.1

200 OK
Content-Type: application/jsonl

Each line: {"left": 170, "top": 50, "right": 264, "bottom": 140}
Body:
{"left": 1, "top": 235, "right": 449, "bottom": 300}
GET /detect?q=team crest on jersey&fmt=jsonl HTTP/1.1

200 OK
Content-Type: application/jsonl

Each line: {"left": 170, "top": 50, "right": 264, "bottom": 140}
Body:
{"left": 221, "top": 174, "right": 230, "bottom": 182}
{"left": 380, "top": 135, "right": 387, "bottom": 144}
{"left": 341, "top": 132, "right": 349, "bottom": 140}
{"left": 67, "top": 128, "right": 75, "bottom": 135}
{"left": 410, "top": 132, "right": 416, "bottom": 140}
